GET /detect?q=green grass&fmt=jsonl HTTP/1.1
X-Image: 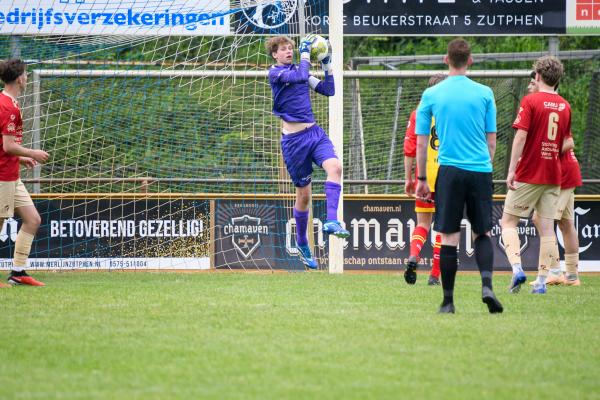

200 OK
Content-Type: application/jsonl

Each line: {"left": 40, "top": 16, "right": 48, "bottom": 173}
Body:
{"left": 567, "top": 28, "right": 600, "bottom": 35}
{"left": 0, "top": 272, "right": 599, "bottom": 400}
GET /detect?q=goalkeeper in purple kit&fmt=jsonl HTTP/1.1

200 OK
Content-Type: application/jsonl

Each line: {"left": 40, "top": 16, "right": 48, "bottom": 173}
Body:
{"left": 266, "top": 35, "right": 349, "bottom": 269}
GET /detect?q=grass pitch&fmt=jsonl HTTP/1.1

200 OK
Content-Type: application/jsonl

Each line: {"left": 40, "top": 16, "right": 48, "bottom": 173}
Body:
{"left": 0, "top": 272, "right": 598, "bottom": 400}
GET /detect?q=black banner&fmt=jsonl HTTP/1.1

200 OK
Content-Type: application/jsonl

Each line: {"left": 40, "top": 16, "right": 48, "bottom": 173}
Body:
{"left": 2, "top": 197, "right": 599, "bottom": 271}
{"left": 344, "top": 199, "right": 600, "bottom": 271}
{"left": 345, "top": 199, "right": 533, "bottom": 270}
{"left": 214, "top": 200, "right": 280, "bottom": 269}
{"left": 341, "top": 0, "right": 567, "bottom": 35}
{"left": 0, "top": 198, "right": 210, "bottom": 269}
{"left": 213, "top": 198, "right": 600, "bottom": 272}
{"left": 214, "top": 199, "right": 327, "bottom": 271}
{"left": 234, "top": 0, "right": 570, "bottom": 36}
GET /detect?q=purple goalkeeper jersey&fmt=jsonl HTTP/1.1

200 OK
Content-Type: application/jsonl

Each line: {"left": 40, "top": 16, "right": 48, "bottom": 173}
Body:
{"left": 268, "top": 60, "right": 335, "bottom": 123}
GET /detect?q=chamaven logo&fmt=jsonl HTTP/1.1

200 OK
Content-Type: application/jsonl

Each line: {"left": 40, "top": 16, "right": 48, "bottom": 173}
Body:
{"left": 241, "top": 0, "right": 296, "bottom": 29}
{"left": 223, "top": 215, "right": 270, "bottom": 259}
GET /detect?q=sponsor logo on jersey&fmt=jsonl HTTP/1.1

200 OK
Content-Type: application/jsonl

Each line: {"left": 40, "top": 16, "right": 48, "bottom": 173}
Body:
{"left": 543, "top": 101, "right": 566, "bottom": 111}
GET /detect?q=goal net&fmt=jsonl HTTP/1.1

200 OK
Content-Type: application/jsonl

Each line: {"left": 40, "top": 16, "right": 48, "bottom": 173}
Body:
{"left": 344, "top": 70, "right": 533, "bottom": 195}
{"left": 343, "top": 49, "right": 600, "bottom": 197}
{"left": 0, "top": 0, "right": 332, "bottom": 271}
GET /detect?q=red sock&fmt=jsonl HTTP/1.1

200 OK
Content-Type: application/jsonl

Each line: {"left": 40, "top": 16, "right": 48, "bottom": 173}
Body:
{"left": 410, "top": 226, "right": 429, "bottom": 259}
{"left": 431, "top": 233, "right": 441, "bottom": 279}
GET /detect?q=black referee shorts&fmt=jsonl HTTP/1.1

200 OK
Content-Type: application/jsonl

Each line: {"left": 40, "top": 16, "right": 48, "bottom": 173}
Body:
{"left": 434, "top": 165, "right": 493, "bottom": 235}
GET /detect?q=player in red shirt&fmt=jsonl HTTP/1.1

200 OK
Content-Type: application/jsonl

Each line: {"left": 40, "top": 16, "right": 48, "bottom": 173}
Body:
{"left": 530, "top": 148, "right": 583, "bottom": 287}
{"left": 0, "top": 59, "right": 49, "bottom": 287}
{"left": 543, "top": 148, "right": 582, "bottom": 286}
{"left": 500, "top": 56, "right": 572, "bottom": 295}
{"left": 526, "top": 72, "right": 583, "bottom": 287}
{"left": 403, "top": 74, "right": 446, "bottom": 286}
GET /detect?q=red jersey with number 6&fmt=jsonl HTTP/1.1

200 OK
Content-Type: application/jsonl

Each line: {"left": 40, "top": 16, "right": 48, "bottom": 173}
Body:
{"left": 512, "top": 92, "right": 571, "bottom": 185}
{"left": 0, "top": 92, "right": 23, "bottom": 181}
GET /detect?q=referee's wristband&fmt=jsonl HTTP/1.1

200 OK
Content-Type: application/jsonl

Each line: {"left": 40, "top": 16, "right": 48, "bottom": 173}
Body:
{"left": 417, "top": 176, "right": 427, "bottom": 181}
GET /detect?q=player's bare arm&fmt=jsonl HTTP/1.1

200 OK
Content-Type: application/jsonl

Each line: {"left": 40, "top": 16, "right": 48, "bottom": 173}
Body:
{"left": 562, "top": 136, "right": 574, "bottom": 153}
{"left": 506, "top": 129, "right": 527, "bottom": 190}
{"left": 486, "top": 132, "right": 497, "bottom": 162}
{"left": 404, "top": 156, "right": 415, "bottom": 195}
{"left": 415, "top": 134, "right": 430, "bottom": 200}
{"left": 19, "top": 157, "right": 36, "bottom": 169}
{"left": 2, "top": 135, "right": 48, "bottom": 163}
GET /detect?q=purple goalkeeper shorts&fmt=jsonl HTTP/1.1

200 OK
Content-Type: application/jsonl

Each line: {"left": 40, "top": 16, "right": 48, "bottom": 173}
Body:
{"left": 281, "top": 124, "right": 338, "bottom": 188}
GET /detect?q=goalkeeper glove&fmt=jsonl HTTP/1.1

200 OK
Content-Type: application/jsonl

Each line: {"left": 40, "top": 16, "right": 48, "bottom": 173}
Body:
{"left": 298, "top": 34, "right": 316, "bottom": 62}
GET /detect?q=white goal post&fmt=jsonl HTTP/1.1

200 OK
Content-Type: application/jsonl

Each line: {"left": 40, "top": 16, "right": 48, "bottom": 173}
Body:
{"left": 328, "top": 0, "right": 344, "bottom": 274}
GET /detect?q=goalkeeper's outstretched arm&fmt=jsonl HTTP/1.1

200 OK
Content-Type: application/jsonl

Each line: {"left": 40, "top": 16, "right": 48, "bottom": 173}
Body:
{"left": 308, "top": 74, "right": 334, "bottom": 97}
{"left": 307, "top": 54, "right": 335, "bottom": 97}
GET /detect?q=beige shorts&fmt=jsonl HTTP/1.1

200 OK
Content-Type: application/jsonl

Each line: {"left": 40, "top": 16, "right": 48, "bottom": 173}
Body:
{"left": 555, "top": 187, "right": 575, "bottom": 221}
{"left": 0, "top": 179, "right": 34, "bottom": 218}
{"left": 504, "top": 182, "right": 560, "bottom": 219}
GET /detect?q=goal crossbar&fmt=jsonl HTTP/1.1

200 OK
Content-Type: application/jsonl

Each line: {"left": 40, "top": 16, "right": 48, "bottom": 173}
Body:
{"left": 33, "top": 69, "right": 534, "bottom": 79}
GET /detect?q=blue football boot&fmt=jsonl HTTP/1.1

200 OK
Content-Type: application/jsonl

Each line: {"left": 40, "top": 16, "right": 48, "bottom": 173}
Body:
{"left": 531, "top": 283, "right": 547, "bottom": 294}
{"left": 322, "top": 220, "right": 350, "bottom": 238}
{"left": 297, "top": 245, "right": 318, "bottom": 270}
{"left": 508, "top": 270, "right": 527, "bottom": 293}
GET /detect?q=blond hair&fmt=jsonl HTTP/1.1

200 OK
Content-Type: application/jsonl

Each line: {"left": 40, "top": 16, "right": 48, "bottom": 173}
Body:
{"left": 265, "top": 36, "right": 294, "bottom": 59}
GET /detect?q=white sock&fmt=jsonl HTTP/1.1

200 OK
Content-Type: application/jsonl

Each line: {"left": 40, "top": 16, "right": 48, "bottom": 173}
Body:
{"left": 11, "top": 266, "right": 24, "bottom": 272}
{"left": 537, "top": 275, "right": 547, "bottom": 286}
{"left": 511, "top": 263, "right": 523, "bottom": 274}
{"left": 549, "top": 268, "right": 561, "bottom": 276}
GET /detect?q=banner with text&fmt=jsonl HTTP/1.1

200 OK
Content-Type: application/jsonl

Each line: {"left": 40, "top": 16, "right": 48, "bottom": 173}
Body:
{"left": 2, "top": 197, "right": 599, "bottom": 271}
{"left": 344, "top": 199, "right": 600, "bottom": 272}
{"left": 339, "top": 0, "right": 567, "bottom": 35}
{"left": 6, "top": 1, "right": 598, "bottom": 37}
{"left": 213, "top": 198, "right": 328, "bottom": 271}
{"left": 233, "top": 0, "right": 572, "bottom": 36}
{"left": 214, "top": 198, "right": 600, "bottom": 272}
{"left": 0, "top": 0, "right": 230, "bottom": 36}
{"left": 0, "top": 198, "right": 210, "bottom": 270}
{"left": 236, "top": 0, "right": 600, "bottom": 36}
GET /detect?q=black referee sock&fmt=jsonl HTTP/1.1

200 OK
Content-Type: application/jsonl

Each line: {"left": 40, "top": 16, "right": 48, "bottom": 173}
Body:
{"left": 474, "top": 235, "right": 494, "bottom": 290}
{"left": 440, "top": 245, "right": 458, "bottom": 306}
